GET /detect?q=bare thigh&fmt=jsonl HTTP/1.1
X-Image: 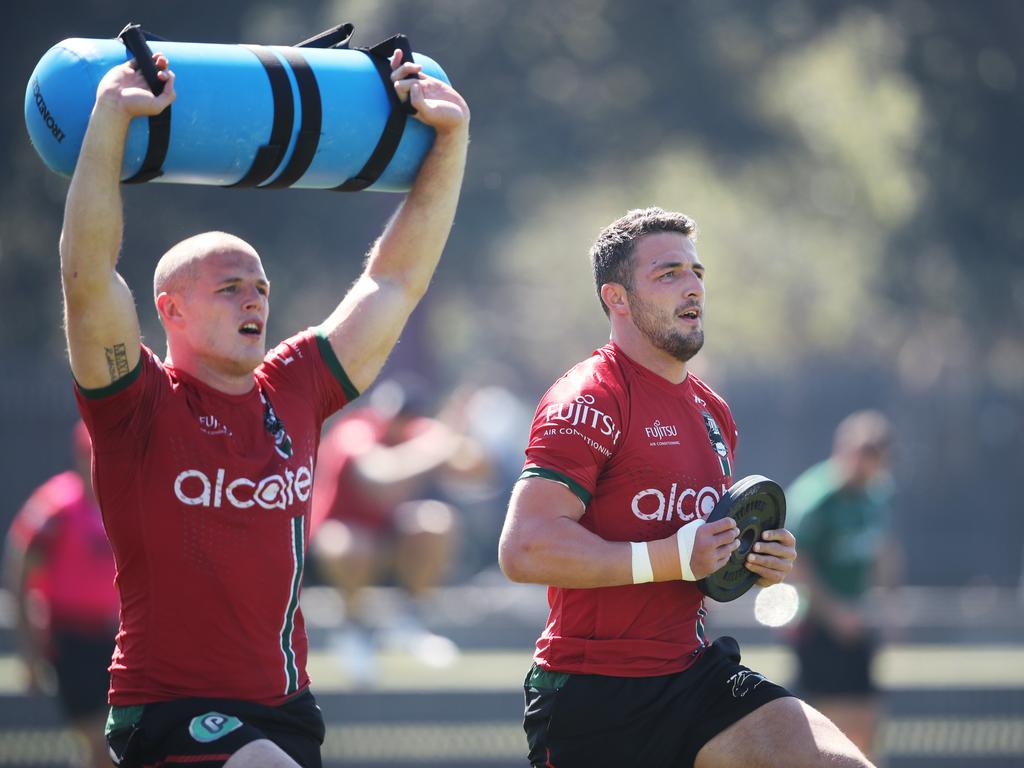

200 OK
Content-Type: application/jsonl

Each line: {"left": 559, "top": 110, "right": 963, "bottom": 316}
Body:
{"left": 695, "top": 696, "right": 875, "bottom": 768}
{"left": 223, "top": 738, "right": 301, "bottom": 768}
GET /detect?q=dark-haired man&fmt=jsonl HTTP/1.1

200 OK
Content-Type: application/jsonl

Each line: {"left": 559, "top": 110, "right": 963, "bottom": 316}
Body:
{"left": 499, "top": 208, "right": 873, "bottom": 767}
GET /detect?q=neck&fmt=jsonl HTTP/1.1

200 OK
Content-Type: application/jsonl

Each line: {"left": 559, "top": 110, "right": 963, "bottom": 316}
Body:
{"left": 609, "top": 323, "right": 689, "bottom": 385}
{"left": 165, "top": 350, "right": 256, "bottom": 395}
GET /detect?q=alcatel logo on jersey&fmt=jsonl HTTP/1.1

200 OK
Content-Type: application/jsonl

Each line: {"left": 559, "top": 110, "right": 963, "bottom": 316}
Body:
{"left": 540, "top": 394, "right": 621, "bottom": 444}
{"left": 173, "top": 459, "right": 313, "bottom": 510}
{"left": 631, "top": 482, "right": 729, "bottom": 522}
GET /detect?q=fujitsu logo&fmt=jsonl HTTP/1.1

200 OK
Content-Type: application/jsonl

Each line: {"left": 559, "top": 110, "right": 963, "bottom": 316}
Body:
{"left": 173, "top": 458, "right": 313, "bottom": 510}
{"left": 644, "top": 420, "right": 677, "bottom": 439}
{"left": 198, "top": 415, "right": 230, "bottom": 436}
{"left": 542, "top": 394, "right": 621, "bottom": 444}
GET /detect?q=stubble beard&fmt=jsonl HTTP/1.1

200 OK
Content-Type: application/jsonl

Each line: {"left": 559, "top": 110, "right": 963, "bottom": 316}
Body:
{"left": 629, "top": 291, "right": 705, "bottom": 363}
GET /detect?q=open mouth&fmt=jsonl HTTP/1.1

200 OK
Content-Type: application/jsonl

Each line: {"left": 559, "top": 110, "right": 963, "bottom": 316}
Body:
{"left": 238, "top": 321, "right": 263, "bottom": 336}
{"left": 678, "top": 307, "right": 701, "bottom": 321}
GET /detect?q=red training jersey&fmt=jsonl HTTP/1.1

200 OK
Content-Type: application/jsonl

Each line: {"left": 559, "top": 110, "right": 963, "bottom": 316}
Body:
{"left": 521, "top": 343, "right": 737, "bottom": 677}
{"left": 75, "top": 329, "right": 355, "bottom": 706}
{"left": 8, "top": 471, "right": 119, "bottom": 636}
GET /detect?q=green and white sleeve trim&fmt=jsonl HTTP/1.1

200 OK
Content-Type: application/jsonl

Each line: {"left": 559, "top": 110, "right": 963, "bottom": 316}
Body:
{"left": 280, "top": 515, "right": 305, "bottom": 695}
{"left": 518, "top": 467, "right": 593, "bottom": 506}
{"left": 311, "top": 325, "right": 359, "bottom": 402}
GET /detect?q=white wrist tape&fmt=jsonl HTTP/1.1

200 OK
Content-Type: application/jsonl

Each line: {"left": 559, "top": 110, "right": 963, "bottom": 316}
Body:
{"left": 630, "top": 541, "right": 654, "bottom": 584}
{"left": 676, "top": 519, "right": 706, "bottom": 581}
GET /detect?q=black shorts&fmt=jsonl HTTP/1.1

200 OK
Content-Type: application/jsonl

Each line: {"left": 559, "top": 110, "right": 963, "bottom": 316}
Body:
{"left": 106, "top": 689, "right": 325, "bottom": 768}
{"left": 523, "top": 636, "right": 792, "bottom": 768}
{"left": 51, "top": 627, "right": 113, "bottom": 720}
{"left": 795, "top": 618, "right": 877, "bottom": 697}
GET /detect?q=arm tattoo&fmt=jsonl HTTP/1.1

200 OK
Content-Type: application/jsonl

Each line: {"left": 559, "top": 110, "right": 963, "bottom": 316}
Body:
{"left": 104, "top": 343, "right": 131, "bottom": 382}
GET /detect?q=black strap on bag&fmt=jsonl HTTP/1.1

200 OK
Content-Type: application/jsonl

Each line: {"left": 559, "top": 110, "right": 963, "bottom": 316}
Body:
{"left": 230, "top": 23, "right": 352, "bottom": 189}
{"left": 333, "top": 34, "right": 416, "bottom": 192}
{"left": 227, "top": 45, "right": 295, "bottom": 188}
{"left": 262, "top": 48, "right": 323, "bottom": 189}
{"left": 118, "top": 23, "right": 171, "bottom": 184}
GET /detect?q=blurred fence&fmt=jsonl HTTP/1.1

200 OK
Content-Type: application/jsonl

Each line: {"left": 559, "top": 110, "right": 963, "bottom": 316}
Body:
{"left": 0, "top": 582, "right": 1022, "bottom": 766}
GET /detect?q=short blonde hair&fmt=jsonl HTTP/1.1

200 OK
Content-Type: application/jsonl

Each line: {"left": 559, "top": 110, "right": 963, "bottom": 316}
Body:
{"left": 152, "top": 231, "right": 256, "bottom": 304}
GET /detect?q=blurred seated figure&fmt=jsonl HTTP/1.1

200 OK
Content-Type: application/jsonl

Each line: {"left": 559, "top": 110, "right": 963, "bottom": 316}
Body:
{"left": 2, "top": 421, "right": 118, "bottom": 768}
{"left": 310, "top": 377, "right": 487, "bottom": 684}
{"left": 787, "top": 410, "right": 902, "bottom": 764}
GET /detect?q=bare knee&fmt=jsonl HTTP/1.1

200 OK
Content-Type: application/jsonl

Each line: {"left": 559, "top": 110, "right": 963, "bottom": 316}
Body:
{"left": 394, "top": 500, "right": 456, "bottom": 537}
{"left": 311, "top": 520, "right": 381, "bottom": 584}
{"left": 696, "top": 697, "right": 874, "bottom": 768}
{"left": 223, "top": 738, "right": 300, "bottom": 767}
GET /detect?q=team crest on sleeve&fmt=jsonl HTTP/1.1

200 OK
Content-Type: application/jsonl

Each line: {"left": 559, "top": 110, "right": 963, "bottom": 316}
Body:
{"left": 539, "top": 393, "right": 621, "bottom": 457}
{"left": 701, "top": 411, "right": 731, "bottom": 476}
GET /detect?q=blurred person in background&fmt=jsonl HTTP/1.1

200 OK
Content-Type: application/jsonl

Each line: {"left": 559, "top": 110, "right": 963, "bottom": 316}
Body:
{"left": 310, "top": 376, "right": 489, "bottom": 684}
{"left": 787, "top": 409, "right": 902, "bottom": 763}
{"left": 434, "top": 374, "right": 533, "bottom": 576}
{"left": 499, "top": 207, "right": 872, "bottom": 767}
{"left": 2, "top": 421, "right": 118, "bottom": 768}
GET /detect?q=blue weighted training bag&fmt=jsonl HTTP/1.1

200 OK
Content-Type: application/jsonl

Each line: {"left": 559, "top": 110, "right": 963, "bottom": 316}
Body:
{"left": 24, "top": 23, "right": 448, "bottom": 192}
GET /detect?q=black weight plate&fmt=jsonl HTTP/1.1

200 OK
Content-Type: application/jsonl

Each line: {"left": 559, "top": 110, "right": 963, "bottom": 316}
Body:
{"left": 696, "top": 475, "right": 786, "bottom": 602}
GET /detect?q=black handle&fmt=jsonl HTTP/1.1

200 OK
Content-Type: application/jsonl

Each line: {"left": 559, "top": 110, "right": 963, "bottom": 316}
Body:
{"left": 366, "top": 34, "right": 416, "bottom": 115}
{"left": 295, "top": 22, "right": 355, "bottom": 49}
{"left": 118, "top": 22, "right": 165, "bottom": 96}
{"left": 367, "top": 33, "right": 414, "bottom": 68}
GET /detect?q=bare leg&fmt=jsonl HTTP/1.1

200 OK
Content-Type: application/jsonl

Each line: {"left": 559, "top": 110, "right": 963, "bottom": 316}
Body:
{"left": 223, "top": 739, "right": 301, "bottom": 767}
{"left": 311, "top": 520, "right": 384, "bottom": 623}
{"left": 815, "top": 696, "right": 881, "bottom": 765}
{"left": 70, "top": 712, "right": 109, "bottom": 768}
{"left": 393, "top": 500, "right": 457, "bottom": 598}
{"left": 311, "top": 520, "right": 387, "bottom": 684}
{"left": 387, "top": 500, "right": 459, "bottom": 667}
{"left": 695, "top": 696, "right": 874, "bottom": 768}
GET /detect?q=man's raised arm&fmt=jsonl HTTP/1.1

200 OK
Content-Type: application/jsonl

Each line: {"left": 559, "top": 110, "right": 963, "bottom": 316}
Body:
{"left": 60, "top": 55, "right": 175, "bottom": 389}
{"left": 320, "top": 50, "right": 470, "bottom": 393}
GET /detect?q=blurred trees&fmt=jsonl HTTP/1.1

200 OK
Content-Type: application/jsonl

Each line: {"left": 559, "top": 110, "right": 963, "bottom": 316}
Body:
{"left": 1, "top": 0, "right": 1021, "bottom": 584}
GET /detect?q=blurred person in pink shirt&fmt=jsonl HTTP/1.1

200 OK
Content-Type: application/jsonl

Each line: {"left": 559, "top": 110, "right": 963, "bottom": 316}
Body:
{"left": 3, "top": 421, "right": 118, "bottom": 768}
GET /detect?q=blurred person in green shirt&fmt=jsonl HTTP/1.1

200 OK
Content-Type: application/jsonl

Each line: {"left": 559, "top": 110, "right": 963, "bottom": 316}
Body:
{"left": 788, "top": 410, "right": 902, "bottom": 764}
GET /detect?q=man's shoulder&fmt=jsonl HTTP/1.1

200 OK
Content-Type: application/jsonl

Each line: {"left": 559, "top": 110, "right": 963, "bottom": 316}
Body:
{"left": 260, "top": 330, "right": 318, "bottom": 372}
{"left": 544, "top": 345, "right": 626, "bottom": 404}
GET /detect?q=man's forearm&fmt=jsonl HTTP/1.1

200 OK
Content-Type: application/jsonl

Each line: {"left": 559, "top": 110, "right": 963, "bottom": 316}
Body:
{"left": 365, "top": 126, "right": 469, "bottom": 294}
{"left": 500, "top": 516, "right": 634, "bottom": 589}
{"left": 60, "top": 105, "right": 131, "bottom": 290}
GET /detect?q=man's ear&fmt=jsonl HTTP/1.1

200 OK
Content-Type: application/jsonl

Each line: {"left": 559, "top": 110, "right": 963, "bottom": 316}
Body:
{"left": 600, "top": 283, "right": 629, "bottom": 316}
{"left": 156, "top": 292, "right": 183, "bottom": 326}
